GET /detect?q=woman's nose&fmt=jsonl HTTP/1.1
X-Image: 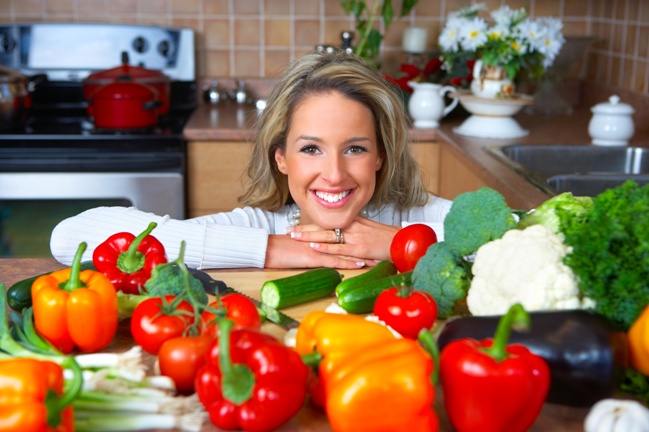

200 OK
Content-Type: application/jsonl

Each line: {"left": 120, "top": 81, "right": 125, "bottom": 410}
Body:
{"left": 322, "top": 155, "right": 346, "bottom": 184}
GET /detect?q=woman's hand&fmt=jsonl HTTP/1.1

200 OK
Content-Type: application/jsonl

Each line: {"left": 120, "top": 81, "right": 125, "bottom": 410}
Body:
{"left": 286, "top": 216, "right": 400, "bottom": 263}
{"left": 264, "top": 234, "right": 370, "bottom": 269}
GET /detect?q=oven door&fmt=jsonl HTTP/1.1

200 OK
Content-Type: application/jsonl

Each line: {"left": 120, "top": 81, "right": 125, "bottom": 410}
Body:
{"left": 0, "top": 141, "right": 186, "bottom": 257}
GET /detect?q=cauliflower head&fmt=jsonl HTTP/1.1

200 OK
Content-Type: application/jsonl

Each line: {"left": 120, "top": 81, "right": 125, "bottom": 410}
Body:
{"left": 466, "top": 224, "right": 594, "bottom": 316}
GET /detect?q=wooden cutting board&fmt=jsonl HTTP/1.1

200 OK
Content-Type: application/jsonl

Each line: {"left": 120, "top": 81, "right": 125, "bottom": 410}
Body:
{"left": 207, "top": 269, "right": 367, "bottom": 339}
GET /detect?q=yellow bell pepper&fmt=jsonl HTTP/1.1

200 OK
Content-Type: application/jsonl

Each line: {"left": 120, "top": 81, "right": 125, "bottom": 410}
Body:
{"left": 295, "top": 311, "right": 438, "bottom": 432}
{"left": 628, "top": 304, "right": 649, "bottom": 375}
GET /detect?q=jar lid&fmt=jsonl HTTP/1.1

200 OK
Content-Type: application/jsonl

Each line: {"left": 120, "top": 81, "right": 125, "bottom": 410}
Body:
{"left": 591, "top": 95, "right": 635, "bottom": 115}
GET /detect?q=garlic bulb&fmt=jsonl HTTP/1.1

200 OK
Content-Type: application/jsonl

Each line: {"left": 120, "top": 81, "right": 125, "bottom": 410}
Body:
{"left": 584, "top": 399, "right": 649, "bottom": 432}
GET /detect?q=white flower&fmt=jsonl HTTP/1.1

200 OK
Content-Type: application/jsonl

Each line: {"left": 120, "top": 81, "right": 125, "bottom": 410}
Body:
{"left": 491, "top": 6, "right": 526, "bottom": 27}
{"left": 459, "top": 17, "right": 488, "bottom": 51}
{"left": 449, "top": 2, "right": 486, "bottom": 19}
{"left": 438, "top": 17, "right": 465, "bottom": 52}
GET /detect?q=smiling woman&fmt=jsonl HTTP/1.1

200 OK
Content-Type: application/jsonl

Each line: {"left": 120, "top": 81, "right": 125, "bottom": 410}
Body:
{"left": 50, "top": 51, "right": 452, "bottom": 270}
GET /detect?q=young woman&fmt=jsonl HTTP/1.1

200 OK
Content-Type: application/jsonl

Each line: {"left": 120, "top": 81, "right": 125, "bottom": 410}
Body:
{"left": 50, "top": 51, "right": 452, "bottom": 269}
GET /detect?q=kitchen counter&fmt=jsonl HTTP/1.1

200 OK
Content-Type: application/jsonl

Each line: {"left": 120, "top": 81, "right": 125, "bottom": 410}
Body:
{"left": 184, "top": 103, "right": 649, "bottom": 211}
{"left": 1, "top": 258, "right": 594, "bottom": 432}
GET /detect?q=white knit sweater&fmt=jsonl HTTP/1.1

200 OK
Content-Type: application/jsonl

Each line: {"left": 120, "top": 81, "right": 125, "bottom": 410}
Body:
{"left": 50, "top": 195, "right": 452, "bottom": 269}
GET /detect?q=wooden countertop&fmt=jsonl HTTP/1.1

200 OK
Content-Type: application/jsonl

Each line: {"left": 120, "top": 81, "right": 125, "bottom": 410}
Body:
{"left": 184, "top": 103, "right": 649, "bottom": 211}
{"left": 1, "top": 258, "right": 592, "bottom": 432}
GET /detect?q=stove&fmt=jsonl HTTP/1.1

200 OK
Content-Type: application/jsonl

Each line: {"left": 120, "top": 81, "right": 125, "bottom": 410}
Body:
{"left": 0, "top": 23, "right": 197, "bottom": 257}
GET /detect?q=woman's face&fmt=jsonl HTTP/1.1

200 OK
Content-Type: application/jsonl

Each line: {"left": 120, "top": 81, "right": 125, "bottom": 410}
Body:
{"left": 275, "top": 91, "right": 383, "bottom": 229}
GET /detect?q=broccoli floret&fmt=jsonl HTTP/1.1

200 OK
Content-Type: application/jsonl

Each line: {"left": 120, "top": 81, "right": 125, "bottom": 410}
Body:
{"left": 560, "top": 180, "right": 649, "bottom": 330}
{"left": 444, "top": 187, "right": 517, "bottom": 257}
{"left": 516, "top": 191, "right": 593, "bottom": 235}
{"left": 412, "top": 242, "right": 471, "bottom": 318}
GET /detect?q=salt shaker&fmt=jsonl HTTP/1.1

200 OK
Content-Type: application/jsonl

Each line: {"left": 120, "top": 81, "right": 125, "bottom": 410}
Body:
{"left": 203, "top": 81, "right": 228, "bottom": 105}
{"left": 588, "top": 95, "right": 635, "bottom": 146}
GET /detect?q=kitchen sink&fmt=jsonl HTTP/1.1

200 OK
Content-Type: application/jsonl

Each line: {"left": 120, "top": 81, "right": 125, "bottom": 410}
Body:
{"left": 486, "top": 144, "right": 649, "bottom": 196}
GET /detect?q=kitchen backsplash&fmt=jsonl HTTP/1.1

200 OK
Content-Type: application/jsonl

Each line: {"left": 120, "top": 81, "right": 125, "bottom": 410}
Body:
{"left": 1, "top": 0, "right": 648, "bottom": 98}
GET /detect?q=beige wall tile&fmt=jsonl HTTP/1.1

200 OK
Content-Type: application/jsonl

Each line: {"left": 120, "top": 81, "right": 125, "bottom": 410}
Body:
{"left": 204, "top": 49, "right": 230, "bottom": 76}
{"left": 413, "top": 1, "right": 441, "bottom": 17}
{"left": 639, "top": 26, "right": 649, "bottom": 58}
{"left": 635, "top": 59, "right": 647, "bottom": 92}
{"left": 14, "top": 0, "right": 41, "bottom": 15}
{"left": 234, "top": 17, "right": 261, "bottom": 46}
{"left": 533, "top": 0, "right": 561, "bottom": 17}
{"left": 625, "top": 25, "right": 638, "bottom": 56}
{"left": 324, "top": 0, "right": 345, "bottom": 17}
{"left": 233, "top": 0, "right": 260, "bottom": 15}
{"left": 172, "top": 0, "right": 199, "bottom": 14}
{"left": 611, "top": 56, "right": 621, "bottom": 87}
{"left": 562, "top": 20, "right": 588, "bottom": 37}
{"left": 264, "top": 49, "right": 290, "bottom": 76}
{"left": 324, "top": 19, "right": 353, "bottom": 46}
{"left": 204, "top": 18, "right": 230, "bottom": 47}
{"left": 139, "top": 15, "right": 170, "bottom": 26}
{"left": 46, "top": 0, "right": 74, "bottom": 14}
{"left": 622, "top": 58, "right": 634, "bottom": 89}
{"left": 641, "top": 2, "right": 649, "bottom": 22}
{"left": 265, "top": 0, "right": 290, "bottom": 16}
{"left": 564, "top": 0, "right": 589, "bottom": 17}
{"left": 265, "top": 19, "right": 290, "bottom": 47}
{"left": 233, "top": 49, "right": 260, "bottom": 77}
{"left": 138, "top": 0, "right": 168, "bottom": 14}
{"left": 295, "top": 0, "right": 320, "bottom": 16}
{"left": 78, "top": 0, "right": 107, "bottom": 13}
{"left": 295, "top": 19, "right": 321, "bottom": 47}
{"left": 172, "top": 18, "right": 200, "bottom": 33}
{"left": 612, "top": 24, "right": 625, "bottom": 53}
{"left": 108, "top": 0, "right": 137, "bottom": 14}
{"left": 614, "top": 0, "right": 627, "bottom": 20}
{"left": 202, "top": 0, "right": 229, "bottom": 15}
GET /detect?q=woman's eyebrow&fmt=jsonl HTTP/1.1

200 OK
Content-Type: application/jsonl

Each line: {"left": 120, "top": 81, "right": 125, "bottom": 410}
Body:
{"left": 295, "top": 135, "right": 371, "bottom": 143}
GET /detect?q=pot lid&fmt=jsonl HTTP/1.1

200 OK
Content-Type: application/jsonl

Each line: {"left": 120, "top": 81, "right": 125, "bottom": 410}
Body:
{"left": 84, "top": 52, "right": 170, "bottom": 83}
{"left": 0, "top": 65, "right": 26, "bottom": 83}
{"left": 591, "top": 95, "right": 635, "bottom": 115}
{"left": 92, "top": 81, "right": 158, "bottom": 100}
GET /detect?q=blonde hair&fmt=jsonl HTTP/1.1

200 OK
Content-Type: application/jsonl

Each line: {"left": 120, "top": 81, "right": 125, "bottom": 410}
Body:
{"left": 239, "top": 51, "right": 429, "bottom": 211}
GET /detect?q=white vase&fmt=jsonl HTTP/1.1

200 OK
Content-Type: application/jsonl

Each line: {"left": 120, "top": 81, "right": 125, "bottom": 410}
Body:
{"left": 470, "top": 59, "right": 515, "bottom": 99}
{"left": 407, "top": 81, "right": 459, "bottom": 128}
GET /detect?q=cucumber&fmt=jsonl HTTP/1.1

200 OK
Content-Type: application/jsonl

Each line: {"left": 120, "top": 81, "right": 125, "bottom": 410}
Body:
{"left": 6, "top": 261, "right": 96, "bottom": 312}
{"left": 334, "top": 260, "right": 398, "bottom": 296}
{"left": 260, "top": 268, "right": 342, "bottom": 309}
{"left": 337, "top": 270, "right": 413, "bottom": 314}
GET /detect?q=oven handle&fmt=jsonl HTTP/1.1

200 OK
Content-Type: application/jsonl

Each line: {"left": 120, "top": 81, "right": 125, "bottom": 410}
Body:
{"left": 0, "top": 172, "right": 185, "bottom": 219}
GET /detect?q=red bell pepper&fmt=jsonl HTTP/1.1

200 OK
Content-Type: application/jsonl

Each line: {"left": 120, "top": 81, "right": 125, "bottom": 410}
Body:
{"left": 373, "top": 284, "right": 437, "bottom": 339}
{"left": 439, "top": 303, "right": 550, "bottom": 432}
{"left": 93, "top": 221, "right": 167, "bottom": 294}
{"left": 195, "top": 319, "right": 309, "bottom": 432}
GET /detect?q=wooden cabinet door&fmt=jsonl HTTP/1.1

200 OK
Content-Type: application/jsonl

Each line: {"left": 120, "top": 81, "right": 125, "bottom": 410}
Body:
{"left": 187, "top": 141, "right": 253, "bottom": 218}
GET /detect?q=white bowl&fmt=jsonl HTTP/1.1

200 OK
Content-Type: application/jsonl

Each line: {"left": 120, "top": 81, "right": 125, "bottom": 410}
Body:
{"left": 451, "top": 92, "right": 534, "bottom": 117}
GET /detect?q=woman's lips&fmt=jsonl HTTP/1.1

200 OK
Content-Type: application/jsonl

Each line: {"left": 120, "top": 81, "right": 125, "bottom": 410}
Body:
{"left": 313, "top": 189, "right": 353, "bottom": 207}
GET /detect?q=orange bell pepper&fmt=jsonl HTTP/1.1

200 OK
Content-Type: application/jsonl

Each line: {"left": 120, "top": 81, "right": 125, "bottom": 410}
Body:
{"left": 0, "top": 357, "right": 82, "bottom": 432}
{"left": 295, "top": 311, "right": 438, "bottom": 432}
{"left": 32, "top": 242, "right": 118, "bottom": 354}
{"left": 628, "top": 303, "right": 649, "bottom": 375}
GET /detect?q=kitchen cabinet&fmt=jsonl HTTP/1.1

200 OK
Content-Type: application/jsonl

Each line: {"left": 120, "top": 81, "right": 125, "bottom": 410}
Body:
{"left": 187, "top": 141, "right": 253, "bottom": 217}
{"left": 187, "top": 140, "right": 443, "bottom": 218}
{"left": 437, "top": 142, "right": 488, "bottom": 200}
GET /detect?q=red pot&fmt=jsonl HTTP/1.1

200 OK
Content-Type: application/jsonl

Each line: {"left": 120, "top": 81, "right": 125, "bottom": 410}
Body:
{"left": 83, "top": 52, "right": 171, "bottom": 116}
{"left": 88, "top": 80, "right": 160, "bottom": 129}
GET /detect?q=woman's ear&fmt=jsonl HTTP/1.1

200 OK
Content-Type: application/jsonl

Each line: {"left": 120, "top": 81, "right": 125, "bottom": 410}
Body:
{"left": 275, "top": 148, "right": 288, "bottom": 174}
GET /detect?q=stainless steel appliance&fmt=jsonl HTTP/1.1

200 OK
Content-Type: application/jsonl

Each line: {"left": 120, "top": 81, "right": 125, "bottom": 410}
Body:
{"left": 0, "top": 23, "right": 197, "bottom": 257}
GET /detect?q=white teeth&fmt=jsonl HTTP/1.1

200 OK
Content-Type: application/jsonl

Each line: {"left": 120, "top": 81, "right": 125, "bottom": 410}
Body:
{"left": 315, "top": 190, "right": 350, "bottom": 203}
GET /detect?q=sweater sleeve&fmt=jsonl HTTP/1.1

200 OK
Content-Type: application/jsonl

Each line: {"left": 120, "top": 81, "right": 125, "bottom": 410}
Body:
{"left": 50, "top": 207, "right": 271, "bottom": 269}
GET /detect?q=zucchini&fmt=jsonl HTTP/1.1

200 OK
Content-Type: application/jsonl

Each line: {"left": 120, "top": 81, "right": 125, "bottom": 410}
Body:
{"left": 6, "top": 261, "right": 96, "bottom": 312}
{"left": 260, "top": 268, "right": 342, "bottom": 309}
{"left": 334, "top": 260, "right": 398, "bottom": 296}
{"left": 337, "top": 270, "right": 413, "bottom": 314}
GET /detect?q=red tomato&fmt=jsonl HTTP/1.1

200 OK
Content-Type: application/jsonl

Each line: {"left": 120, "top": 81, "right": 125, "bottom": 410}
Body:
{"left": 373, "top": 286, "right": 438, "bottom": 339}
{"left": 158, "top": 334, "right": 212, "bottom": 394}
{"left": 201, "top": 293, "right": 262, "bottom": 337}
{"left": 130, "top": 295, "right": 194, "bottom": 355}
{"left": 389, "top": 224, "right": 437, "bottom": 273}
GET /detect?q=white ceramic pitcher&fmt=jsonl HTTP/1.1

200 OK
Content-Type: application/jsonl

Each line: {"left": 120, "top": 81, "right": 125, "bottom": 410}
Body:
{"left": 470, "top": 59, "right": 514, "bottom": 99}
{"left": 407, "top": 81, "right": 459, "bottom": 128}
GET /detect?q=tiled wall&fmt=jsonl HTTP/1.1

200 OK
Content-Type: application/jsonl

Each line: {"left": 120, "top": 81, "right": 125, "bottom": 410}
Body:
{"left": 1, "top": 0, "right": 648, "bottom": 96}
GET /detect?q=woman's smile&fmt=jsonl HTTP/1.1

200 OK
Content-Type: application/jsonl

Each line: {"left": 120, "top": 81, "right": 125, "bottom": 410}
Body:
{"left": 275, "top": 91, "right": 383, "bottom": 229}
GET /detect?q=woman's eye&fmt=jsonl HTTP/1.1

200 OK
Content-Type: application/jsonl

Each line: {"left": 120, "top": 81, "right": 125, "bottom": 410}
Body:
{"left": 299, "top": 145, "right": 321, "bottom": 155}
{"left": 347, "top": 145, "right": 368, "bottom": 155}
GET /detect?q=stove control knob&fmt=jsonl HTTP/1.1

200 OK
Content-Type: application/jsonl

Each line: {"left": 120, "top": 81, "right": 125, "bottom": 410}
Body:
{"left": 158, "top": 40, "right": 171, "bottom": 58}
{"left": 0, "top": 33, "right": 16, "bottom": 53}
{"left": 132, "top": 36, "right": 149, "bottom": 53}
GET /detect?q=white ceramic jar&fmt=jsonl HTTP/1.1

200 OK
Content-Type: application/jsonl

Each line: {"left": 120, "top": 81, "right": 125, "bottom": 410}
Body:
{"left": 588, "top": 95, "right": 635, "bottom": 146}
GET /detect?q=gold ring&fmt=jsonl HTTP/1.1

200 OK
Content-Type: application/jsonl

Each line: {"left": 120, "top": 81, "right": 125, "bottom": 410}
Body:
{"left": 334, "top": 228, "right": 344, "bottom": 244}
